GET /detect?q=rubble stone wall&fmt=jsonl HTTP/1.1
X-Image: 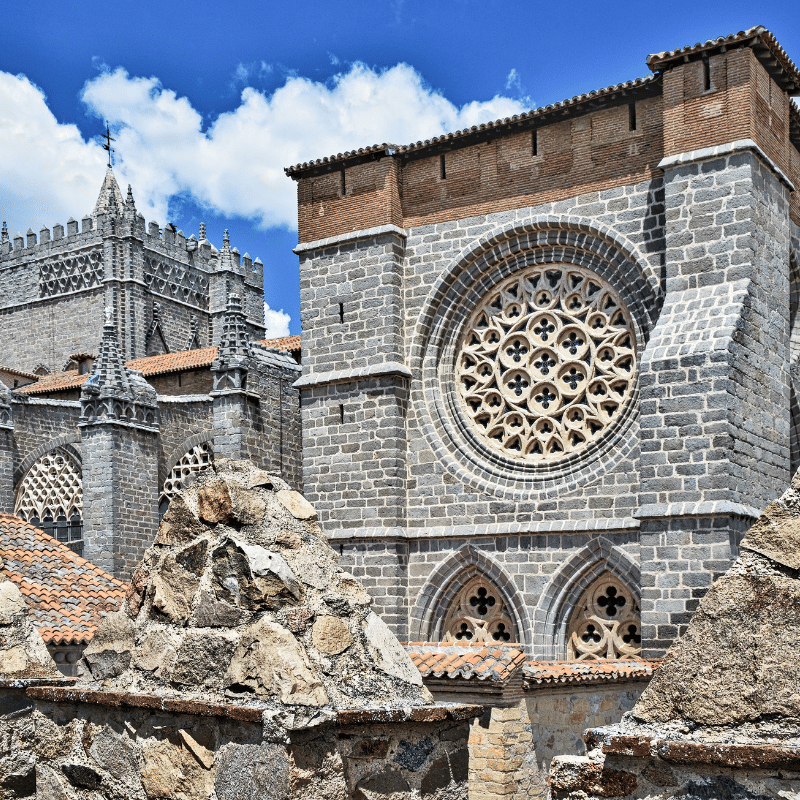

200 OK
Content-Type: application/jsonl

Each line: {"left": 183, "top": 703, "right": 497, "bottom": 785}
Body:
{"left": 0, "top": 688, "right": 470, "bottom": 800}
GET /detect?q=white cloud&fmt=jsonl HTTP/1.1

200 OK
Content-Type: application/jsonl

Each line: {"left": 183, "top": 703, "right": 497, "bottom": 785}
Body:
{"left": 263, "top": 303, "right": 291, "bottom": 338}
{"left": 0, "top": 72, "right": 107, "bottom": 237}
{"left": 0, "top": 62, "right": 527, "bottom": 237}
{"left": 79, "top": 62, "right": 527, "bottom": 230}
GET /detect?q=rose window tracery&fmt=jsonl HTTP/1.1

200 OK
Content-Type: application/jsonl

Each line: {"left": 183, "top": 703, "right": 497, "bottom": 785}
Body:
{"left": 456, "top": 265, "right": 636, "bottom": 463}
{"left": 442, "top": 577, "right": 516, "bottom": 644}
{"left": 567, "top": 575, "right": 641, "bottom": 660}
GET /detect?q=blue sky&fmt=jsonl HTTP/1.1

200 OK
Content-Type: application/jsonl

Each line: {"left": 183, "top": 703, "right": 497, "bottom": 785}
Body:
{"left": 1, "top": 1, "right": 797, "bottom": 336}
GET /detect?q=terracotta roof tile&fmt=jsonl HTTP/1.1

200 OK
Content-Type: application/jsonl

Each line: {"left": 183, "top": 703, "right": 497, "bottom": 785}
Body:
{"left": 403, "top": 642, "right": 526, "bottom": 684}
{"left": 646, "top": 26, "right": 800, "bottom": 93}
{"left": 523, "top": 658, "right": 661, "bottom": 687}
{"left": 0, "top": 365, "right": 39, "bottom": 380}
{"left": 0, "top": 514, "right": 125, "bottom": 645}
{"left": 14, "top": 334, "right": 301, "bottom": 395}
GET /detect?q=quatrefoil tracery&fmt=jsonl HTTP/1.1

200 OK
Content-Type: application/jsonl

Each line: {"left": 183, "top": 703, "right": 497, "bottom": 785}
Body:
{"left": 456, "top": 265, "right": 636, "bottom": 464}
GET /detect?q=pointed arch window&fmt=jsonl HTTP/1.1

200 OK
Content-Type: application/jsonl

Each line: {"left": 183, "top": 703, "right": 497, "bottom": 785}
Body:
{"left": 442, "top": 576, "right": 517, "bottom": 643}
{"left": 567, "top": 574, "right": 641, "bottom": 660}
{"left": 15, "top": 448, "right": 83, "bottom": 556}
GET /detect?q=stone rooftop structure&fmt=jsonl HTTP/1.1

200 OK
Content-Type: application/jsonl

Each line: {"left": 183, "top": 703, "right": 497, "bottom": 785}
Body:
{"left": 550, "top": 467, "right": 800, "bottom": 798}
{"left": 0, "top": 460, "right": 476, "bottom": 799}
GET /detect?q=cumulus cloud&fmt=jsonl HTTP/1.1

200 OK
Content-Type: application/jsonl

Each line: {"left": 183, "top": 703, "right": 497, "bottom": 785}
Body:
{"left": 79, "top": 62, "right": 527, "bottom": 229}
{"left": 0, "top": 61, "right": 527, "bottom": 236}
{"left": 263, "top": 303, "right": 291, "bottom": 338}
{"left": 0, "top": 72, "right": 107, "bottom": 236}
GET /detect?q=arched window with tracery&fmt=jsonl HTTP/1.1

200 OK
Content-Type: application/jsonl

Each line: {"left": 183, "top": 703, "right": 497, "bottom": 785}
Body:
{"left": 15, "top": 448, "right": 84, "bottom": 556}
{"left": 442, "top": 576, "right": 517, "bottom": 643}
{"left": 566, "top": 574, "right": 641, "bottom": 660}
{"left": 159, "top": 442, "right": 214, "bottom": 518}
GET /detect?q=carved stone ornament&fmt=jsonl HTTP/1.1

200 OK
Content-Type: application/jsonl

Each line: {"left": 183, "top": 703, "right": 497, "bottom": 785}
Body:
{"left": 442, "top": 577, "right": 516, "bottom": 643}
{"left": 455, "top": 264, "right": 636, "bottom": 463}
{"left": 567, "top": 575, "right": 642, "bottom": 660}
{"left": 15, "top": 448, "right": 83, "bottom": 520}
{"left": 162, "top": 442, "right": 214, "bottom": 499}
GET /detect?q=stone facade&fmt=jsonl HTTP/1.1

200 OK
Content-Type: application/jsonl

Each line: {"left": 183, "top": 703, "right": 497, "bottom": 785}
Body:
{"left": 288, "top": 27, "right": 800, "bottom": 658}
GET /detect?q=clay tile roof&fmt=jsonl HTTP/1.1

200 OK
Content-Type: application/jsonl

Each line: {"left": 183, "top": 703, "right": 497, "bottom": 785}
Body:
{"left": 257, "top": 334, "right": 301, "bottom": 354}
{"left": 14, "top": 369, "right": 87, "bottom": 395}
{"left": 284, "top": 76, "right": 659, "bottom": 178}
{"left": 646, "top": 26, "right": 800, "bottom": 94}
{"left": 15, "top": 335, "right": 302, "bottom": 395}
{"left": 0, "top": 514, "right": 125, "bottom": 645}
{"left": 404, "top": 642, "right": 527, "bottom": 684}
{"left": 0, "top": 365, "right": 39, "bottom": 381}
{"left": 523, "top": 658, "right": 661, "bottom": 688}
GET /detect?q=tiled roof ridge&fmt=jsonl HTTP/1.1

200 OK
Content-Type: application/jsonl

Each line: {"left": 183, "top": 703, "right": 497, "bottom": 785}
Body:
{"left": 646, "top": 26, "right": 800, "bottom": 93}
{"left": 405, "top": 641, "right": 527, "bottom": 684}
{"left": 523, "top": 657, "right": 661, "bottom": 687}
{"left": 13, "top": 335, "right": 301, "bottom": 394}
{"left": 0, "top": 365, "right": 40, "bottom": 380}
{"left": 284, "top": 74, "right": 659, "bottom": 176}
{"left": 0, "top": 513, "right": 125, "bottom": 645}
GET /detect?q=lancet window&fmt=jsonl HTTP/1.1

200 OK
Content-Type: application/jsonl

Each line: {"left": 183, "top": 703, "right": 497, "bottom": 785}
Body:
{"left": 566, "top": 574, "right": 641, "bottom": 660}
{"left": 15, "top": 449, "right": 83, "bottom": 556}
{"left": 442, "top": 576, "right": 516, "bottom": 643}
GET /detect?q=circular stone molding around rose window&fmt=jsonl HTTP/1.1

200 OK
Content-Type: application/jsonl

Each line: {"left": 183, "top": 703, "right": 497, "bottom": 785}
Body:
{"left": 420, "top": 247, "right": 646, "bottom": 501}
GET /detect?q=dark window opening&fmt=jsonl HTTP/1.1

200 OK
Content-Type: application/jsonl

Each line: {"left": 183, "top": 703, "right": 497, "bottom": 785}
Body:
{"left": 339, "top": 403, "right": 345, "bottom": 424}
{"left": 440, "top": 153, "right": 446, "bottom": 179}
{"left": 702, "top": 56, "right": 711, "bottom": 91}
{"left": 178, "top": 373, "right": 182, "bottom": 387}
{"left": 628, "top": 103, "right": 637, "bottom": 132}
{"left": 338, "top": 302, "right": 344, "bottom": 324}
{"left": 532, "top": 129, "right": 538, "bottom": 156}
{"left": 340, "top": 168, "right": 346, "bottom": 195}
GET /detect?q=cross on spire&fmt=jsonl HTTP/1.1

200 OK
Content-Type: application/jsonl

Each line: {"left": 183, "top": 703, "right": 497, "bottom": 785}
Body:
{"left": 101, "top": 122, "right": 115, "bottom": 167}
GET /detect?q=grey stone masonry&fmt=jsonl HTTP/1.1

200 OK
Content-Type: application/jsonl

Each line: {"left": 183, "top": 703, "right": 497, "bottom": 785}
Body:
{"left": 297, "top": 142, "right": 798, "bottom": 659}
{"left": 637, "top": 144, "right": 793, "bottom": 651}
{"left": 78, "top": 311, "right": 160, "bottom": 579}
{"left": 0, "top": 168, "right": 265, "bottom": 373}
{"left": 0, "top": 386, "right": 14, "bottom": 513}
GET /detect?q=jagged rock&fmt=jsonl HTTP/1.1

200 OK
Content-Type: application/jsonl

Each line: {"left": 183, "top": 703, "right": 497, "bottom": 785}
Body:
{"left": 170, "top": 631, "right": 237, "bottom": 687}
{"left": 82, "top": 611, "right": 134, "bottom": 680}
{"left": 192, "top": 590, "right": 247, "bottom": 628}
{"left": 312, "top": 616, "right": 353, "bottom": 655}
{"left": 215, "top": 742, "right": 290, "bottom": 800}
{"left": 224, "top": 617, "right": 329, "bottom": 706}
{"left": 78, "top": 459, "right": 432, "bottom": 712}
{"left": 141, "top": 737, "right": 214, "bottom": 800}
{"left": 212, "top": 536, "right": 302, "bottom": 610}
{"left": 363, "top": 613, "right": 424, "bottom": 686}
{"left": 151, "top": 556, "right": 200, "bottom": 624}
{"left": 0, "top": 574, "right": 61, "bottom": 679}
{"left": 133, "top": 628, "right": 180, "bottom": 675}
{"left": 155, "top": 493, "right": 207, "bottom": 546}
{"left": 61, "top": 763, "right": 102, "bottom": 790}
{"left": 276, "top": 489, "right": 317, "bottom": 520}
{"left": 34, "top": 765, "right": 70, "bottom": 800}
{"left": 88, "top": 726, "right": 141, "bottom": 789}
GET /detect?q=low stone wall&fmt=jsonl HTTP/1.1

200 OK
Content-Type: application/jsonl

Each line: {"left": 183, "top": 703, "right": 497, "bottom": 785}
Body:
{"left": 0, "top": 683, "right": 477, "bottom": 800}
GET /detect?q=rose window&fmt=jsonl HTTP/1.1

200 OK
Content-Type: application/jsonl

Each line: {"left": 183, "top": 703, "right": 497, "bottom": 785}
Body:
{"left": 567, "top": 575, "right": 641, "bottom": 660}
{"left": 442, "top": 577, "right": 516, "bottom": 644}
{"left": 456, "top": 265, "right": 636, "bottom": 463}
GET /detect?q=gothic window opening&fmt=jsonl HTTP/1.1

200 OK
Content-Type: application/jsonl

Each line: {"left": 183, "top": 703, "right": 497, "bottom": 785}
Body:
{"left": 442, "top": 576, "right": 517, "bottom": 644}
{"left": 159, "top": 442, "right": 214, "bottom": 518}
{"left": 456, "top": 264, "right": 637, "bottom": 464}
{"left": 15, "top": 449, "right": 83, "bottom": 556}
{"left": 566, "top": 574, "right": 641, "bottom": 660}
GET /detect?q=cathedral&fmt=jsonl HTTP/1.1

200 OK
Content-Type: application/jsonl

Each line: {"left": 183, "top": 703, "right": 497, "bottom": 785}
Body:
{"left": 0, "top": 167, "right": 302, "bottom": 582}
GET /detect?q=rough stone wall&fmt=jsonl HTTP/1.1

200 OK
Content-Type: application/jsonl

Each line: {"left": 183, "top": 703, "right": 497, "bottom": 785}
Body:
{"left": 0, "top": 690, "right": 470, "bottom": 800}
{"left": 148, "top": 370, "right": 214, "bottom": 397}
{"left": 80, "top": 424, "right": 159, "bottom": 580}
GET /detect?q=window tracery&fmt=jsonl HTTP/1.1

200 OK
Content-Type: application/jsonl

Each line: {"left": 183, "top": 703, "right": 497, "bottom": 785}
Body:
{"left": 456, "top": 264, "right": 636, "bottom": 463}
{"left": 159, "top": 443, "right": 214, "bottom": 517}
{"left": 15, "top": 449, "right": 83, "bottom": 556}
{"left": 567, "top": 574, "right": 641, "bottom": 660}
{"left": 442, "top": 576, "right": 516, "bottom": 643}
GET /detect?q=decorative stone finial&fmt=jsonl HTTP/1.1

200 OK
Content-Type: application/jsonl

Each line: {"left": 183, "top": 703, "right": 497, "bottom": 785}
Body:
{"left": 199, "top": 222, "right": 206, "bottom": 241}
{"left": 1, "top": 222, "right": 8, "bottom": 243}
{"left": 104, "top": 306, "right": 114, "bottom": 326}
{"left": 223, "top": 229, "right": 230, "bottom": 247}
